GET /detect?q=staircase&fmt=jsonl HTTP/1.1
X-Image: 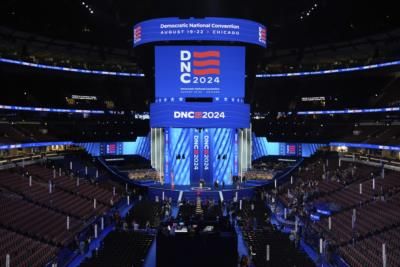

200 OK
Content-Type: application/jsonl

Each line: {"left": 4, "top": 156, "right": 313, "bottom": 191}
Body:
{"left": 195, "top": 196, "right": 203, "bottom": 215}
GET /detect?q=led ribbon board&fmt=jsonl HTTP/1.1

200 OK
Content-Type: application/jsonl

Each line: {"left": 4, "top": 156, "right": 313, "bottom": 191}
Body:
{"left": 134, "top": 17, "right": 266, "bottom": 47}
{"left": 0, "top": 104, "right": 104, "bottom": 114}
{"left": 330, "top": 142, "right": 400, "bottom": 151}
{"left": 155, "top": 46, "right": 245, "bottom": 98}
{"left": 297, "top": 106, "right": 400, "bottom": 115}
{"left": 0, "top": 141, "right": 73, "bottom": 150}
{"left": 150, "top": 102, "right": 250, "bottom": 128}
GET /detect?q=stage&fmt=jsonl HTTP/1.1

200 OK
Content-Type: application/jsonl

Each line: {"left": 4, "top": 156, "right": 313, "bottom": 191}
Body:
{"left": 133, "top": 180, "right": 273, "bottom": 202}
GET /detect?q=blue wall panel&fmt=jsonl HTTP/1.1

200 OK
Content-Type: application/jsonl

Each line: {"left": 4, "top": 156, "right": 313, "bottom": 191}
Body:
{"left": 168, "top": 128, "right": 191, "bottom": 185}
{"left": 211, "top": 128, "right": 235, "bottom": 185}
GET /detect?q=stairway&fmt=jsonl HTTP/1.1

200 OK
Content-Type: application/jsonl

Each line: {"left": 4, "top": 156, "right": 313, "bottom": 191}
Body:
{"left": 195, "top": 196, "right": 203, "bottom": 215}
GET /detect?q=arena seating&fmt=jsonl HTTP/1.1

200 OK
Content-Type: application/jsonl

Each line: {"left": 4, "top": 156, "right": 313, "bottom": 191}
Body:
{"left": 25, "top": 164, "right": 121, "bottom": 206}
{"left": 79, "top": 231, "right": 154, "bottom": 267}
{"left": 0, "top": 170, "right": 108, "bottom": 219}
{"left": 234, "top": 197, "right": 314, "bottom": 267}
{"left": 242, "top": 229, "right": 315, "bottom": 267}
{"left": 0, "top": 228, "right": 59, "bottom": 267}
{"left": 275, "top": 152, "right": 400, "bottom": 266}
{"left": 338, "top": 226, "right": 400, "bottom": 266}
{"left": 315, "top": 192, "right": 400, "bottom": 244}
{"left": 0, "top": 158, "right": 132, "bottom": 266}
{"left": 0, "top": 192, "right": 83, "bottom": 246}
{"left": 0, "top": 124, "right": 28, "bottom": 143}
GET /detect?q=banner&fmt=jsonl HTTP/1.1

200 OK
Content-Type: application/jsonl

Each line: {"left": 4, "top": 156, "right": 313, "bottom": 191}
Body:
{"left": 191, "top": 128, "right": 201, "bottom": 185}
{"left": 202, "top": 129, "right": 213, "bottom": 185}
{"left": 234, "top": 131, "right": 238, "bottom": 176}
{"left": 164, "top": 128, "right": 170, "bottom": 184}
{"left": 134, "top": 17, "right": 266, "bottom": 47}
{"left": 150, "top": 102, "right": 250, "bottom": 128}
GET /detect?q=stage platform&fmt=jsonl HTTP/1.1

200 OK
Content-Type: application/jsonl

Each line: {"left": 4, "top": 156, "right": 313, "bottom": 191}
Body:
{"left": 134, "top": 180, "right": 273, "bottom": 202}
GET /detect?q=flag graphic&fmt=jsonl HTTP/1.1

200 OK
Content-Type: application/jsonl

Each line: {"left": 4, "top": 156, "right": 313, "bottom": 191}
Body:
{"left": 134, "top": 26, "right": 142, "bottom": 44}
{"left": 287, "top": 145, "right": 296, "bottom": 154}
{"left": 258, "top": 26, "right": 266, "bottom": 44}
{"left": 192, "top": 50, "right": 220, "bottom": 76}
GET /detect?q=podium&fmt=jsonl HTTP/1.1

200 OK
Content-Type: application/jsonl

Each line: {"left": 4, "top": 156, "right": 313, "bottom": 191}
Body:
{"left": 199, "top": 179, "right": 205, "bottom": 188}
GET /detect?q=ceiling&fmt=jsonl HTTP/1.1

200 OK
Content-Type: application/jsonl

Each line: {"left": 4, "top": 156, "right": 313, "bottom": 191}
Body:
{"left": 1, "top": 0, "right": 399, "bottom": 50}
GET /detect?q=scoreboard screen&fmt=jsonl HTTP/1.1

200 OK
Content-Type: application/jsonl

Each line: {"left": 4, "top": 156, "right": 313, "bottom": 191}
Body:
{"left": 155, "top": 46, "right": 245, "bottom": 98}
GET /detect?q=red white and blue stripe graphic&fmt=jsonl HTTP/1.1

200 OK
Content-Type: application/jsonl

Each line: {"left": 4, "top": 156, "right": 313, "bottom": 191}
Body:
{"left": 192, "top": 50, "right": 220, "bottom": 76}
{"left": 258, "top": 26, "right": 266, "bottom": 44}
{"left": 134, "top": 25, "right": 142, "bottom": 44}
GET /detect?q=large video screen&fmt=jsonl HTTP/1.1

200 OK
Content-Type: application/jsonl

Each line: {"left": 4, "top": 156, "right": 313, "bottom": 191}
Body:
{"left": 134, "top": 17, "right": 266, "bottom": 47}
{"left": 155, "top": 46, "right": 245, "bottom": 98}
{"left": 252, "top": 137, "right": 325, "bottom": 159}
{"left": 100, "top": 143, "right": 123, "bottom": 155}
{"left": 280, "top": 143, "right": 302, "bottom": 156}
{"left": 150, "top": 102, "right": 250, "bottom": 128}
{"left": 78, "top": 137, "right": 151, "bottom": 158}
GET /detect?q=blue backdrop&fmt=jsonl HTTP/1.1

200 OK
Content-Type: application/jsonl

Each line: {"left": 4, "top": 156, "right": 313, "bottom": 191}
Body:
{"left": 164, "top": 128, "right": 236, "bottom": 186}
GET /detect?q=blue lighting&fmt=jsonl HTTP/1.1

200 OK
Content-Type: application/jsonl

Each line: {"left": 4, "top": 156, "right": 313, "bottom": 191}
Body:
{"left": 330, "top": 142, "right": 400, "bottom": 151}
{"left": 297, "top": 106, "right": 400, "bottom": 115}
{"left": 256, "top": 60, "right": 400, "bottom": 78}
{"left": 310, "top": 213, "right": 321, "bottom": 221}
{"left": 0, "top": 58, "right": 144, "bottom": 77}
{"left": 0, "top": 104, "right": 104, "bottom": 114}
{"left": 0, "top": 141, "right": 73, "bottom": 150}
{"left": 316, "top": 209, "right": 332, "bottom": 216}
{"left": 2, "top": 57, "right": 400, "bottom": 78}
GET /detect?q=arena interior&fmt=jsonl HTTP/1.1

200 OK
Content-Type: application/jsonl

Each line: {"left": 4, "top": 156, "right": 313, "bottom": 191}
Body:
{"left": 1, "top": 1, "right": 400, "bottom": 266}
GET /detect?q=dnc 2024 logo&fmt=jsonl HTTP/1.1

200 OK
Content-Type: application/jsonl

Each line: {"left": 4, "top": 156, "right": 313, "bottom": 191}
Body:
{"left": 179, "top": 50, "right": 221, "bottom": 85}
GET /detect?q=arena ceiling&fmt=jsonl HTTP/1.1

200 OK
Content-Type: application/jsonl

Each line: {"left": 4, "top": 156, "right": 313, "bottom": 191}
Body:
{"left": 1, "top": 0, "right": 399, "bottom": 50}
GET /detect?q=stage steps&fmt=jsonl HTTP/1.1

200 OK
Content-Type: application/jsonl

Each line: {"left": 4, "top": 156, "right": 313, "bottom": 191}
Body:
{"left": 195, "top": 197, "right": 203, "bottom": 214}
